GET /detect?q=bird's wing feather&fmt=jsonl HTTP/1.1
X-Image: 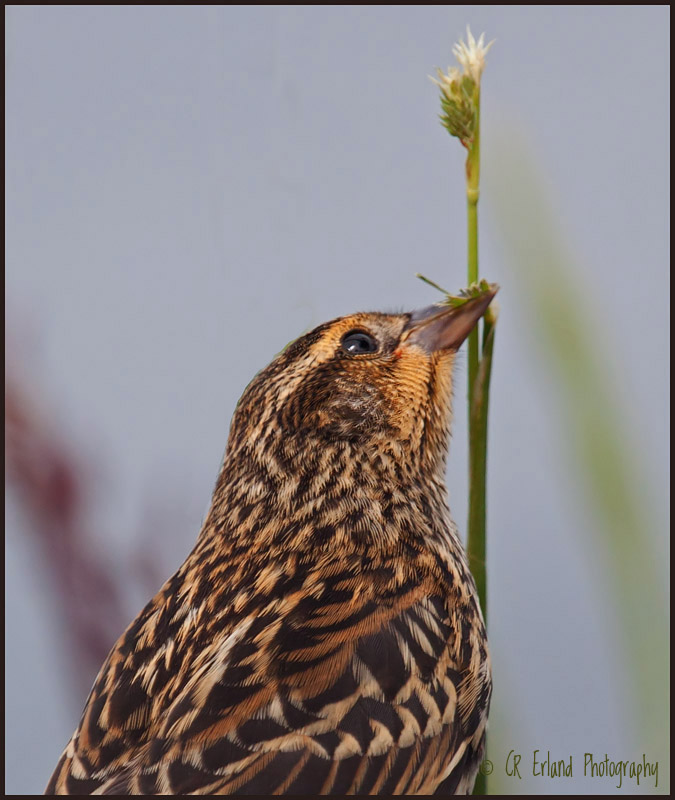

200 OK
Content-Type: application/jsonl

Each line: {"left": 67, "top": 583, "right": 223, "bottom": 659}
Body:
{"left": 55, "top": 575, "right": 487, "bottom": 796}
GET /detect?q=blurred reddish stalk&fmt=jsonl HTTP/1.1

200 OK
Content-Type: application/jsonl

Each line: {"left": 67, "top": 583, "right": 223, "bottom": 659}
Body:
{"left": 5, "top": 370, "right": 130, "bottom": 696}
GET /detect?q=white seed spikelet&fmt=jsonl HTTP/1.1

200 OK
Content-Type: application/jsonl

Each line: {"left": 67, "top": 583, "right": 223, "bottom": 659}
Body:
{"left": 452, "top": 26, "right": 494, "bottom": 84}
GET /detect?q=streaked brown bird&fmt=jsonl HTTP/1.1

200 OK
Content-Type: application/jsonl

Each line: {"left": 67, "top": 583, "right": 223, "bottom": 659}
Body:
{"left": 46, "top": 289, "right": 496, "bottom": 795}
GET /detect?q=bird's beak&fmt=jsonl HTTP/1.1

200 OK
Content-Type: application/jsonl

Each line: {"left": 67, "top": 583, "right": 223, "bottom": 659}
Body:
{"left": 402, "top": 284, "right": 499, "bottom": 352}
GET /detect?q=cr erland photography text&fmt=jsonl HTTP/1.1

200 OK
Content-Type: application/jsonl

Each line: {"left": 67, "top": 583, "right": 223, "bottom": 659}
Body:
{"left": 485, "top": 749, "right": 660, "bottom": 790}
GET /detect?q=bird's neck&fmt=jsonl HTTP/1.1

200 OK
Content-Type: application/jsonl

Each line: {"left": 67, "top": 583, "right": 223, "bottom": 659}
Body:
{"left": 201, "top": 430, "right": 461, "bottom": 562}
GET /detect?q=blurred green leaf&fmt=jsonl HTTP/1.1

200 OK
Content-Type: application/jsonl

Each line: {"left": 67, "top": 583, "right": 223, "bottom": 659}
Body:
{"left": 486, "top": 133, "right": 669, "bottom": 767}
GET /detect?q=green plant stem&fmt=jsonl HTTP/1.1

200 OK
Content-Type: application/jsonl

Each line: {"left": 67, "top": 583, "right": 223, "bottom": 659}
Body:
{"left": 467, "top": 205, "right": 479, "bottom": 440}
{"left": 464, "top": 86, "right": 490, "bottom": 799}
{"left": 466, "top": 96, "right": 480, "bottom": 421}
{"left": 469, "top": 313, "right": 495, "bottom": 800}
{"left": 467, "top": 308, "right": 496, "bottom": 614}
{"left": 465, "top": 89, "right": 486, "bottom": 621}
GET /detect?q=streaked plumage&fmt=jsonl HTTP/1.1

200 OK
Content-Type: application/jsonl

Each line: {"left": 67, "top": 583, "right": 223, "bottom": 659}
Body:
{"left": 46, "top": 291, "right": 495, "bottom": 795}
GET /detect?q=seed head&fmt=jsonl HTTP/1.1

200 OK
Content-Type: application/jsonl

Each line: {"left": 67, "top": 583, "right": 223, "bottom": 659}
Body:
{"left": 431, "top": 26, "right": 494, "bottom": 146}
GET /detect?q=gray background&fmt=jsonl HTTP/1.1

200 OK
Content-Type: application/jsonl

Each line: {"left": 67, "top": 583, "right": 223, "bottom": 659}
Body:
{"left": 5, "top": 6, "right": 669, "bottom": 794}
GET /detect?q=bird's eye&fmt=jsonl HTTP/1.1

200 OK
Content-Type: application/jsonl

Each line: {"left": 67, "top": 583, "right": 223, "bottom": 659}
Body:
{"left": 341, "top": 330, "right": 379, "bottom": 355}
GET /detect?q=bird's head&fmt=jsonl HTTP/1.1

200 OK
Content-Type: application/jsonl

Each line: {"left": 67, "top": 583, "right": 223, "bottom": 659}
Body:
{"left": 226, "top": 287, "right": 497, "bottom": 482}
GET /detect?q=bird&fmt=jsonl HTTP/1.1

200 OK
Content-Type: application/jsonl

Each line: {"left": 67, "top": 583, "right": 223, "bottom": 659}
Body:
{"left": 45, "top": 288, "right": 496, "bottom": 795}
